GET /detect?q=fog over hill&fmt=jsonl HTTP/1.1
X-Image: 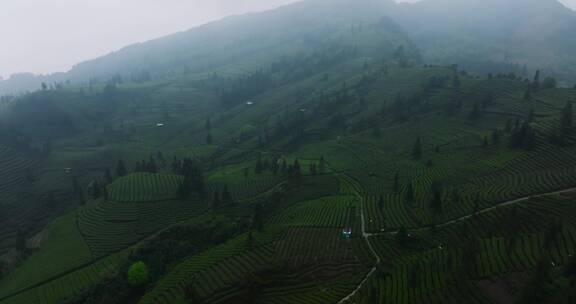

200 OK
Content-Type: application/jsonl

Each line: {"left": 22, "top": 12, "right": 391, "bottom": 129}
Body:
{"left": 1, "top": 0, "right": 575, "bottom": 95}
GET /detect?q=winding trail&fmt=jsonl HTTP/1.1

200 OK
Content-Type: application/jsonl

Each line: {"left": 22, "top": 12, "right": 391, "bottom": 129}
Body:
{"left": 424, "top": 186, "right": 576, "bottom": 230}
{"left": 337, "top": 173, "right": 381, "bottom": 304}
{"left": 367, "top": 186, "right": 576, "bottom": 237}
{"left": 337, "top": 174, "right": 576, "bottom": 303}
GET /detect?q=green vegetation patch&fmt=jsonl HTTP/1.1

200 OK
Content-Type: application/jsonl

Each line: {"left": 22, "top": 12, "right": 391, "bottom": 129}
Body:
{"left": 108, "top": 172, "right": 185, "bottom": 202}
{"left": 268, "top": 196, "right": 358, "bottom": 228}
{"left": 0, "top": 212, "right": 91, "bottom": 298}
{"left": 0, "top": 249, "right": 130, "bottom": 304}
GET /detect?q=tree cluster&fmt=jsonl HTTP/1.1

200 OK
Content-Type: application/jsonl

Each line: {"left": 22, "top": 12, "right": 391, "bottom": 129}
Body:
{"left": 549, "top": 101, "right": 573, "bottom": 146}
{"left": 508, "top": 121, "right": 536, "bottom": 150}
{"left": 174, "top": 157, "right": 206, "bottom": 198}
{"left": 211, "top": 185, "right": 233, "bottom": 209}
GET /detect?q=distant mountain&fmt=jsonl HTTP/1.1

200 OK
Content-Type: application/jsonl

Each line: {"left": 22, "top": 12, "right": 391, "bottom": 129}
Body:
{"left": 66, "top": 0, "right": 400, "bottom": 80}
{"left": 1, "top": 0, "right": 575, "bottom": 96}
{"left": 0, "top": 0, "right": 404, "bottom": 96}
{"left": 390, "top": 0, "right": 576, "bottom": 82}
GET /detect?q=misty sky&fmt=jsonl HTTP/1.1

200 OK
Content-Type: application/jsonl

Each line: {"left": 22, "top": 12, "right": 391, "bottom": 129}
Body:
{"left": 1, "top": 0, "right": 575, "bottom": 79}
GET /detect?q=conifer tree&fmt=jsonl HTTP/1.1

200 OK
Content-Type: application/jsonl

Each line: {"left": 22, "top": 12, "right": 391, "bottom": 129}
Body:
{"left": 473, "top": 193, "right": 481, "bottom": 213}
{"left": 42, "top": 139, "right": 52, "bottom": 156}
{"left": 412, "top": 138, "right": 422, "bottom": 159}
{"left": 393, "top": 172, "right": 399, "bottom": 194}
{"left": 104, "top": 169, "right": 113, "bottom": 184}
{"left": 253, "top": 203, "right": 264, "bottom": 231}
{"left": 523, "top": 88, "right": 531, "bottom": 100}
{"left": 469, "top": 102, "right": 480, "bottom": 120}
{"left": 509, "top": 122, "right": 536, "bottom": 150}
{"left": 451, "top": 188, "right": 460, "bottom": 204}
{"left": 25, "top": 168, "right": 34, "bottom": 183}
{"left": 147, "top": 158, "right": 157, "bottom": 173}
{"left": 544, "top": 218, "right": 562, "bottom": 250}
{"left": 527, "top": 109, "right": 535, "bottom": 123}
{"left": 262, "top": 158, "right": 270, "bottom": 171}
{"left": 102, "top": 187, "right": 109, "bottom": 202}
{"left": 452, "top": 74, "right": 461, "bottom": 88}
{"left": 246, "top": 230, "right": 254, "bottom": 249}
{"left": 222, "top": 185, "right": 233, "bottom": 205}
{"left": 430, "top": 183, "right": 443, "bottom": 213}
{"left": 171, "top": 157, "right": 180, "bottom": 173}
{"left": 561, "top": 101, "right": 573, "bottom": 131}
{"left": 72, "top": 177, "right": 81, "bottom": 195}
{"left": 309, "top": 163, "right": 317, "bottom": 175}
{"left": 271, "top": 160, "right": 279, "bottom": 175}
{"left": 178, "top": 177, "right": 192, "bottom": 199}
{"left": 542, "top": 77, "right": 557, "bottom": 90}
{"left": 116, "top": 159, "right": 127, "bottom": 177}
{"left": 46, "top": 192, "right": 57, "bottom": 210}
{"left": 255, "top": 154, "right": 263, "bottom": 174}
{"left": 504, "top": 120, "right": 513, "bottom": 133}
{"left": 378, "top": 195, "right": 384, "bottom": 210}
{"left": 491, "top": 129, "right": 500, "bottom": 144}
{"left": 212, "top": 190, "right": 221, "bottom": 209}
{"left": 408, "top": 262, "right": 421, "bottom": 288}
{"left": 531, "top": 70, "right": 541, "bottom": 92}
{"left": 78, "top": 187, "right": 85, "bottom": 205}
{"left": 293, "top": 159, "right": 302, "bottom": 177}
{"left": 372, "top": 125, "right": 382, "bottom": 137}
{"left": 319, "top": 156, "right": 326, "bottom": 173}
{"left": 15, "top": 228, "right": 26, "bottom": 253}
{"left": 92, "top": 181, "right": 101, "bottom": 199}
{"left": 0, "top": 203, "right": 5, "bottom": 222}
{"left": 405, "top": 181, "right": 414, "bottom": 204}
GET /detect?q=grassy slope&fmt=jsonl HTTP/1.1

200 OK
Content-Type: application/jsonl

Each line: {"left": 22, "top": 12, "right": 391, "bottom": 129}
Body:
{"left": 0, "top": 213, "right": 91, "bottom": 298}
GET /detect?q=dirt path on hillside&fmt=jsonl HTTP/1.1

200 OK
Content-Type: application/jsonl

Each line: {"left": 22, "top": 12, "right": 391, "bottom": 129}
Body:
{"left": 337, "top": 181, "right": 576, "bottom": 302}
{"left": 368, "top": 187, "right": 576, "bottom": 237}
{"left": 337, "top": 173, "right": 381, "bottom": 304}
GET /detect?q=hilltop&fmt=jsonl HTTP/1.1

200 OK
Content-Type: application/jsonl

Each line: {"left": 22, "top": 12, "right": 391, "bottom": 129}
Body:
{"left": 391, "top": 0, "right": 576, "bottom": 81}
{"left": 1, "top": 0, "right": 576, "bottom": 95}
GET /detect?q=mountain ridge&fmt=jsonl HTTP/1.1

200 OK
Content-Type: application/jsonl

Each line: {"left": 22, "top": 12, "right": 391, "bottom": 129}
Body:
{"left": 1, "top": 0, "right": 575, "bottom": 96}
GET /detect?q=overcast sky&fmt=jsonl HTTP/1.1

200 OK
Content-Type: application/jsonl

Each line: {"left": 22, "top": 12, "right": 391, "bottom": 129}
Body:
{"left": 0, "top": 0, "right": 575, "bottom": 79}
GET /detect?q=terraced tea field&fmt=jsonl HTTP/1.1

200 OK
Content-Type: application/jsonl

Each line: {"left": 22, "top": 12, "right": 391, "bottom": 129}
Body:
{"left": 108, "top": 172, "right": 185, "bottom": 202}
{"left": 268, "top": 196, "right": 358, "bottom": 228}
{"left": 78, "top": 198, "right": 207, "bottom": 257}
{"left": 0, "top": 249, "right": 130, "bottom": 304}
{"left": 207, "top": 176, "right": 285, "bottom": 203}
{"left": 0, "top": 146, "right": 38, "bottom": 254}
{"left": 0, "top": 213, "right": 93, "bottom": 302}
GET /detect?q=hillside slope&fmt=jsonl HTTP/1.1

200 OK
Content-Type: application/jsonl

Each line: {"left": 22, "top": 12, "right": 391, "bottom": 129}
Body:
{"left": 1, "top": 0, "right": 576, "bottom": 303}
